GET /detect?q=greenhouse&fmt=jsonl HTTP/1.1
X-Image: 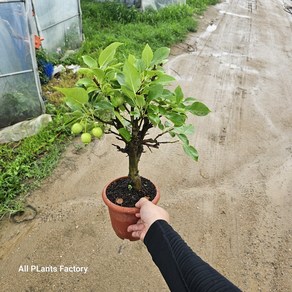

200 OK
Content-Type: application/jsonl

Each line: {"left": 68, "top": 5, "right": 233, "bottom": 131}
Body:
{"left": 0, "top": 0, "right": 82, "bottom": 138}
{"left": 32, "top": 0, "right": 83, "bottom": 53}
{"left": 0, "top": 0, "right": 43, "bottom": 131}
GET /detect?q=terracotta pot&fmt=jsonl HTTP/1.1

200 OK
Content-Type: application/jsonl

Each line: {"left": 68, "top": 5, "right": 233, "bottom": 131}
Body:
{"left": 102, "top": 176, "right": 160, "bottom": 241}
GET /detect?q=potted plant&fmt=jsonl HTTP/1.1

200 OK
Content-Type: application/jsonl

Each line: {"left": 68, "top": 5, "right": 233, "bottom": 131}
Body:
{"left": 57, "top": 42, "right": 210, "bottom": 240}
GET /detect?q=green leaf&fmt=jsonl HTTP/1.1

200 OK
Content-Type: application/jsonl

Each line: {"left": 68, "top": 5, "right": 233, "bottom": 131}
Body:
{"left": 123, "top": 59, "right": 141, "bottom": 93}
{"left": 184, "top": 97, "right": 197, "bottom": 105}
{"left": 148, "top": 112, "right": 161, "bottom": 126}
{"left": 158, "top": 122, "right": 164, "bottom": 130}
{"left": 98, "top": 42, "right": 123, "bottom": 67}
{"left": 175, "top": 86, "right": 184, "bottom": 103}
{"left": 123, "top": 95, "right": 135, "bottom": 107}
{"left": 114, "top": 110, "right": 127, "bottom": 127}
{"left": 118, "top": 128, "right": 131, "bottom": 142}
{"left": 174, "top": 124, "right": 194, "bottom": 135}
{"left": 147, "top": 84, "right": 163, "bottom": 102}
{"left": 121, "top": 85, "right": 136, "bottom": 100}
{"left": 116, "top": 72, "right": 125, "bottom": 86}
{"left": 128, "top": 54, "right": 137, "bottom": 65}
{"left": 76, "top": 78, "right": 95, "bottom": 88}
{"left": 177, "top": 134, "right": 189, "bottom": 145}
{"left": 164, "top": 120, "right": 172, "bottom": 128}
{"left": 183, "top": 144, "right": 199, "bottom": 161}
{"left": 157, "top": 91, "right": 173, "bottom": 105}
{"left": 78, "top": 68, "right": 94, "bottom": 78}
{"left": 151, "top": 47, "right": 170, "bottom": 66}
{"left": 63, "top": 111, "right": 83, "bottom": 125}
{"left": 136, "top": 95, "right": 145, "bottom": 108}
{"left": 136, "top": 59, "right": 145, "bottom": 72}
{"left": 105, "top": 69, "right": 117, "bottom": 82}
{"left": 165, "top": 112, "right": 186, "bottom": 126}
{"left": 147, "top": 105, "right": 160, "bottom": 126}
{"left": 144, "top": 69, "right": 157, "bottom": 80}
{"left": 82, "top": 55, "right": 97, "bottom": 68}
{"left": 56, "top": 87, "right": 88, "bottom": 105}
{"left": 158, "top": 106, "right": 167, "bottom": 115}
{"left": 142, "top": 44, "right": 153, "bottom": 67}
{"left": 78, "top": 68, "right": 105, "bottom": 83}
{"left": 94, "top": 100, "right": 114, "bottom": 111}
{"left": 65, "top": 98, "right": 83, "bottom": 111}
{"left": 93, "top": 68, "right": 105, "bottom": 83}
{"left": 153, "top": 73, "right": 175, "bottom": 84}
{"left": 87, "top": 86, "right": 100, "bottom": 94}
{"left": 187, "top": 102, "right": 211, "bottom": 116}
{"left": 148, "top": 104, "right": 159, "bottom": 113}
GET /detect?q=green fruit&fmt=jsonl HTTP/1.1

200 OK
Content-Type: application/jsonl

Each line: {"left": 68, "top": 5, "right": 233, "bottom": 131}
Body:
{"left": 115, "top": 96, "right": 124, "bottom": 107}
{"left": 81, "top": 133, "right": 92, "bottom": 144}
{"left": 92, "top": 127, "right": 103, "bottom": 138}
{"left": 71, "top": 123, "right": 83, "bottom": 134}
{"left": 111, "top": 96, "right": 124, "bottom": 107}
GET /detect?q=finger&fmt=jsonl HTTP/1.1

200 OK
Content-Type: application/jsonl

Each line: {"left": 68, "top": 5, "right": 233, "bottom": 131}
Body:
{"left": 127, "top": 225, "right": 134, "bottom": 232}
{"left": 135, "top": 212, "right": 141, "bottom": 218}
{"left": 127, "top": 223, "right": 144, "bottom": 232}
{"left": 135, "top": 197, "right": 149, "bottom": 208}
{"left": 131, "top": 231, "right": 142, "bottom": 239}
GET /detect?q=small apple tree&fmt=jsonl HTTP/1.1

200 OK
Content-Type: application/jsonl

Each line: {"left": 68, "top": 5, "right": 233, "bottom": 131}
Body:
{"left": 57, "top": 43, "right": 210, "bottom": 190}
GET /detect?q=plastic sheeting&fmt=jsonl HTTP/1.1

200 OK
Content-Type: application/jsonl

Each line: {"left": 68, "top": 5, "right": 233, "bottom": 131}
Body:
{"left": 117, "top": 0, "right": 186, "bottom": 10}
{"left": 0, "top": 0, "right": 44, "bottom": 129}
{"left": 141, "top": 0, "right": 186, "bottom": 10}
{"left": 32, "top": 0, "right": 82, "bottom": 53}
{"left": 0, "top": 114, "right": 52, "bottom": 144}
{"left": 97, "top": 0, "right": 186, "bottom": 11}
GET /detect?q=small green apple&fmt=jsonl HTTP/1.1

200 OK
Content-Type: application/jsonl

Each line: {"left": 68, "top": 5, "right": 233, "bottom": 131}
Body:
{"left": 71, "top": 123, "right": 83, "bottom": 134}
{"left": 92, "top": 127, "right": 103, "bottom": 139}
{"left": 81, "top": 133, "right": 92, "bottom": 144}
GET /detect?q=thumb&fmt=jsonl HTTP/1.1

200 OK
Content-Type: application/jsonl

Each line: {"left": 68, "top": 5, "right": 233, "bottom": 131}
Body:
{"left": 135, "top": 197, "right": 150, "bottom": 208}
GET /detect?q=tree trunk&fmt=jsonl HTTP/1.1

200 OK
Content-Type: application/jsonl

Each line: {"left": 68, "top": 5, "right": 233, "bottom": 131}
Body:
{"left": 128, "top": 139, "right": 142, "bottom": 190}
{"left": 128, "top": 119, "right": 143, "bottom": 190}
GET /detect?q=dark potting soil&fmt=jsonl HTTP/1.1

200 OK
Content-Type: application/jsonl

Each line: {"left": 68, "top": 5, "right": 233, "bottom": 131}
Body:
{"left": 106, "top": 177, "right": 156, "bottom": 207}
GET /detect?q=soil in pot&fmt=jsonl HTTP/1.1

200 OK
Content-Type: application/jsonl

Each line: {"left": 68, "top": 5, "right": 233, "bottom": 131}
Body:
{"left": 106, "top": 176, "right": 156, "bottom": 207}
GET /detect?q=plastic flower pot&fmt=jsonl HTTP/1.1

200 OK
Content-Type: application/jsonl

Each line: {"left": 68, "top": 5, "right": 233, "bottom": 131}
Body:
{"left": 102, "top": 176, "right": 160, "bottom": 241}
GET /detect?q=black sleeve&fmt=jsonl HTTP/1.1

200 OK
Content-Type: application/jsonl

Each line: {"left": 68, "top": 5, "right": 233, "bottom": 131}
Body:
{"left": 144, "top": 220, "right": 241, "bottom": 292}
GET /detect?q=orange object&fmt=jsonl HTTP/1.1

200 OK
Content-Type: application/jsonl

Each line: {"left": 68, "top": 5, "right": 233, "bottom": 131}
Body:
{"left": 34, "top": 35, "right": 44, "bottom": 49}
{"left": 102, "top": 176, "right": 160, "bottom": 241}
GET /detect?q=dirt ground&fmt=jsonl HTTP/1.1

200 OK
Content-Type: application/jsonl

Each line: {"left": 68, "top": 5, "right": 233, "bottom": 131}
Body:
{"left": 1, "top": 0, "right": 292, "bottom": 291}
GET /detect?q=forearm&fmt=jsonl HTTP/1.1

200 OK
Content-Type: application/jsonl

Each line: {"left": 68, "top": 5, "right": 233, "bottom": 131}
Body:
{"left": 144, "top": 220, "right": 241, "bottom": 292}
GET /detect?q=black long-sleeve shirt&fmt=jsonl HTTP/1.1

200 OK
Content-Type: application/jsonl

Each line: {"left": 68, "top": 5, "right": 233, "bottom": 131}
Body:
{"left": 144, "top": 220, "right": 241, "bottom": 292}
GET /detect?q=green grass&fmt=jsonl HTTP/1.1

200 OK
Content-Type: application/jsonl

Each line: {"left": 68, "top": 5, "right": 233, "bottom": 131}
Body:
{"left": 0, "top": 0, "right": 219, "bottom": 218}
{"left": 65, "top": 0, "right": 218, "bottom": 63}
{"left": 0, "top": 104, "right": 71, "bottom": 218}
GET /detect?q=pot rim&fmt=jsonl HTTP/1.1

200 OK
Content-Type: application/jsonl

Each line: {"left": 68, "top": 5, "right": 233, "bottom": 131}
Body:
{"left": 102, "top": 176, "right": 160, "bottom": 214}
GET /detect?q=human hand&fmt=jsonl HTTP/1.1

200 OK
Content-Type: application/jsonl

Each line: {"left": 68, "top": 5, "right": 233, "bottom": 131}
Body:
{"left": 127, "top": 197, "right": 169, "bottom": 241}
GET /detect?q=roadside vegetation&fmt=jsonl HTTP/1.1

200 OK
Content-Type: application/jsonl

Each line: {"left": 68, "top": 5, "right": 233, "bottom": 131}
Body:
{"left": 0, "top": 0, "right": 219, "bottom": 218}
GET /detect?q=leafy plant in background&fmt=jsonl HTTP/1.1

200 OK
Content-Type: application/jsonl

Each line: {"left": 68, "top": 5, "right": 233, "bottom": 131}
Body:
{"left": 58, "top": 43, "right": 210, "bottom": 190}
{"left": 35, "top": 48, "right": 56, "bottom": 84}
